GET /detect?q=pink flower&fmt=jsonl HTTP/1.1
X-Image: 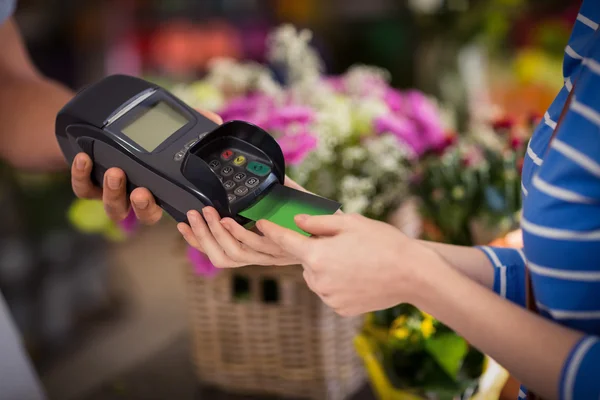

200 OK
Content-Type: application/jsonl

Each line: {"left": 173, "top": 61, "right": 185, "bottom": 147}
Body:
{"left": 219, "top": 94, "right": 273, "bottom": 125}
{"left": 432, "top": 134, "right": 457, "bottom": 155}
{"left": 324, "top": 76, "right": 345, "bottom": 92}
{"left": 262, "top": 105, "right": 315, "bottom": 131}
{"left": 118, "top": 208, "right": 138, "bottom": 235}
{"left": 277, "top": 131, "right": 317, "bottom": 165}
{"left": 187, "top": 246, "right": 219, "bottom": 277}
{"left": 374, "top": 114, "right": 423, "bottom": 155}
{"left": 383, "top": 88, "right": 403, "bottom": 113}
{"left": 403, "top": 90, "right": 446, "bottom": 151}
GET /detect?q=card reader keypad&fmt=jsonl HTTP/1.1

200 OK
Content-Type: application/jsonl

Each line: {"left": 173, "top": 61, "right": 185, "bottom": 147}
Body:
{"left": 207, "top": 149, "right": 271, "bottom": 203}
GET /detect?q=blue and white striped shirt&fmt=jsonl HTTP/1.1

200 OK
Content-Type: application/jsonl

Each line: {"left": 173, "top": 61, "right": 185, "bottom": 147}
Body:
{"left": 479, "top": 1, "right": 600, "bottom": 399}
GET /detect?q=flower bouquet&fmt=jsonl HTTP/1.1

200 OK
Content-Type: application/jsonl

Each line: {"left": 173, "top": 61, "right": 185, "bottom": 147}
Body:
{"left": 412, "top": 116, "right": 531, "bottom": 246}
{"left": 357, "top": 304, "right": 487, "bottom": 400}
{"left": 169, "top": 24, "right": 451, "bottom": 273}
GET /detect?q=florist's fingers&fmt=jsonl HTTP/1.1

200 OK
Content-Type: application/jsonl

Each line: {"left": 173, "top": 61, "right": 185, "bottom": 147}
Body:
{"left": 130, "top": 188, "right": 162, "bottom": 225}
{"left": 220, "top": 218, "right": 291, "bottom": 258}
{"left": 256, "top": 219, "right": 311, "bottom": 260}
{"left": 102, "top": 168, "right": 130, "bottom": 221}
{"left": 71, "top": 153, "right": 102, "bottom": 199}
{"left": 177, "top": 223, "right": 204, "bottom": 252}
{"left": 187, "top": 210, "right": 235, "bottom": 268}
{"left": 203, "top": 208, "right": 277, "bottom": 265}
{"left": 196, "top": 109, "right": 223, "bottom": 125}
{"left": 293, "top": 214, "right": 348, "bottom": 237}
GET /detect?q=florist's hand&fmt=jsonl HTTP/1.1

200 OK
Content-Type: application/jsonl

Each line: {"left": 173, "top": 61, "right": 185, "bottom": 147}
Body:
{"left": 259, "top": 213, "right": 440, "bottom": 316}
{"left": 177, "top": 176, "right": 319, "bottom": 267}
{"left": 70, "top": 109, "right": 223, "bottom": 224}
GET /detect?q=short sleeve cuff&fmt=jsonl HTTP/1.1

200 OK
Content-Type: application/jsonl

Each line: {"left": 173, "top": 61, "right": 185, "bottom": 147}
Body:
{"left": 560, "top": 336, "right": 600, "bottom": 400}
{"left": 476, "top": 246, "right": 527, "bottom": 307}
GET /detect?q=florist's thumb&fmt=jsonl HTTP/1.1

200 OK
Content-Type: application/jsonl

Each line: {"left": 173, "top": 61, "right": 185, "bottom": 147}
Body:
{"left": 257, "top": 219, "right": 310, "bottom": 258}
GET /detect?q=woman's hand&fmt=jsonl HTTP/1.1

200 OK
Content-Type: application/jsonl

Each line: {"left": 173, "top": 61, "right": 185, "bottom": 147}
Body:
{"left": 70, "top": 109, "right": 223, "bottom": 225}
{"left": 176, "top": 175, "right": 308, "bottom": 267}
{"left": 258, "top": 212, "right": 440, "bottom": 316}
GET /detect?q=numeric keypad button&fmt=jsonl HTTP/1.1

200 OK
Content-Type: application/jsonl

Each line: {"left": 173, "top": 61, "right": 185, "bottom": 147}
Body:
{"left": 245, "top": 177, "right": 259, "bottom": 188}
{"left": 234, "top": 186, "right": 249, "bottom": 196}
{"left": 223, "top": 180, "right": 235, "bottom": 190}
{"left": 233, "top": 172, "right": 246, "bottom": 182}
{"left": 221, "top": 166, "right": 234, "bottom": 176}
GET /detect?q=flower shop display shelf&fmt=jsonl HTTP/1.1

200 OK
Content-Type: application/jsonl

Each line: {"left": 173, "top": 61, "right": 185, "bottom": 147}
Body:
{"left": 184, "top": 261, "right": 366, "bottom": 400}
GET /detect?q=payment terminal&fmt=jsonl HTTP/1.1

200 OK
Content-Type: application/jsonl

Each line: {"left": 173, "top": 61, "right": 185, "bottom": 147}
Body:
{"left": 56, "top": 74, "right": 340, "bottom": 231}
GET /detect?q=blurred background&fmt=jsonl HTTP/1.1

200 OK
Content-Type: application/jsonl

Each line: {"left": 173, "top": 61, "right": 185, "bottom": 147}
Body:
{"left": 1, "top": 0, "right": 579, "bottom": 399}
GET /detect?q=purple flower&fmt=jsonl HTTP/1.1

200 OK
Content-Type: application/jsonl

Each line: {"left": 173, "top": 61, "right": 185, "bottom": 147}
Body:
{"left": 118, "top": 208, "right": 138, "bottom": 235}
{"left": 277, "top": 131, "right": 317, "bottom": 165}
{"left": 374, "top": 114, "right": 424, "bottom": 155}
{"left": 383, "top": 88, "right": 404, "bottom": 113}
{"left": 403, "top": 90, "right": 445, "bottom": 151}
{"left": 219, "top": 94, "right": 273, "bottom": 125}
{"left": 187, "top": 246, "right": 219, "bottom": 277}
{"left": 262, "top": 105, "right": 315, "bottom": 131}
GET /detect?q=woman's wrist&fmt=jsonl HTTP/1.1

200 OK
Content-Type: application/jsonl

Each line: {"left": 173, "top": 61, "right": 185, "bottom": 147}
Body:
{"left": 401, "top": 240, "right": 455, "bottom": 309}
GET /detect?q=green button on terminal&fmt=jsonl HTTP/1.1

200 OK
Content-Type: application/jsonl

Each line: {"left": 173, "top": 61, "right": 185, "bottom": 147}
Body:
{"left": 246, "top": 161, "right": 271, "bottom": 176}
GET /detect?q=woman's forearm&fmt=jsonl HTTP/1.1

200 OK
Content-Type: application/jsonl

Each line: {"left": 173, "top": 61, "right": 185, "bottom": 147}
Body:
{"left": 414, "top": 256, "right": 583, "bottom": 400}
{"left": 0, "top": 76, "right": 73, "bottom": 171}
{"left": 419, "top": 240, "right": 494, "bottom": 289}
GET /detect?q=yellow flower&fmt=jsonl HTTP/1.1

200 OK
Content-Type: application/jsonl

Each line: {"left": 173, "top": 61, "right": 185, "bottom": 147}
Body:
{"left": 421, "top": 311, "right": 434, "bottom": 320}
{"left": 390, "top": 315, "right": 410, "bottom": 340}
{"left": 390, "top": 315, "right": 408, "bottom": 331}
{"left": 392, "top": 327, "right": 410, "bottom": 340}
{"left": 421, "top": 318, "right": 436, "bottom": 339}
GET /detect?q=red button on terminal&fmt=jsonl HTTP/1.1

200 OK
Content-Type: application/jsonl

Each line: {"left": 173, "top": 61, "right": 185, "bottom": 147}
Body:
{"left": 221, "top": 150, "right": 234, "bottom": 160}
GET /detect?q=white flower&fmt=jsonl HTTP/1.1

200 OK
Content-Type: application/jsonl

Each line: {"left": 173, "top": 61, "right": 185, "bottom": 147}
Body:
{"left": 341, "top": 146, "right": 368, "bottom": 169}
{"left": 343, "top": 65, "right": 391, "bottom": 98}
{"left": 267, "top": 24, "right": 323, "bottom": 85}
{"left": 352, "top": 97, "right": 389, "bottom": 135}
{"left": 340, "top": 176, "right": 376, "bottom": 198}
{"left": 341, "top": 196, "right": 370, "bottom": 215}
{"left": 408, "top": 0, "right": 444, "bottom": 14}
{"left": 204, "top": 57, "right": 274, "bottom": 95}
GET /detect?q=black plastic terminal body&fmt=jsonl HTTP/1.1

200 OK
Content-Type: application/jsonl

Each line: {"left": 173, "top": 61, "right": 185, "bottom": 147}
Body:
{"left": 55, "top": 74, "right": 285, "bottom": 225}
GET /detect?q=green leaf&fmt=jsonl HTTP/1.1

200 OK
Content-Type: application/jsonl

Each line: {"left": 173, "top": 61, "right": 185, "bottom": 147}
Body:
{"left": 424, "top": 333, "right": 468, "bottom": 380}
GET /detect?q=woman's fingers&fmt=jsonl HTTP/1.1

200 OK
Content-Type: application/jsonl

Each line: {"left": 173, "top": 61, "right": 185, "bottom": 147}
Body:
{"left": 202, "top": 208, "right": 280, "bottom": 265}
{"left": 220, "top": 218, "right": 290, "bottom": 257}
{"left": 187, "top": 210, "right": 234, "bottom": 268}
{"left": 71, "top": 153, "right": 102, "bottom": 199}
{"left": 130, "top": 188, "right": 163, "bottom": 225}
{"left": 177, "top": 223, "right": 203, "bottom": 252}
{"left": 102, "top": 168, "right": 130, "bottom": 221}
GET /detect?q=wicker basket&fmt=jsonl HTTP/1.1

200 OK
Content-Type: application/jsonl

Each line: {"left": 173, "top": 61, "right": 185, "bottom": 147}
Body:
{"left": 182, "top": 198, "right": 422, "bottom": 399}
{"left": 183, "top": 262, "right": 366, "bottom": 400}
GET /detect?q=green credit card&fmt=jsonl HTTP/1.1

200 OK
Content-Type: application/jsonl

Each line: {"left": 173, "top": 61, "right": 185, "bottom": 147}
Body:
{"left": 239, "top": 184, "right": 341, "bottom": 236}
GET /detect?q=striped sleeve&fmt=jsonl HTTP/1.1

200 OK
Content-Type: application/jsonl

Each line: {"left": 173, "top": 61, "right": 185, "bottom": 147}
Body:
{"left": 476, "top": 246, "right": 526, "bottom": 307}
{"left": 521, "top": 25, "right": 600, "bottom": 331}
{"left": 560, "top": 336, "right": 600, "bottom": 400}
{"left": 563, "top": 0, "right": 600, "bottom": 79}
